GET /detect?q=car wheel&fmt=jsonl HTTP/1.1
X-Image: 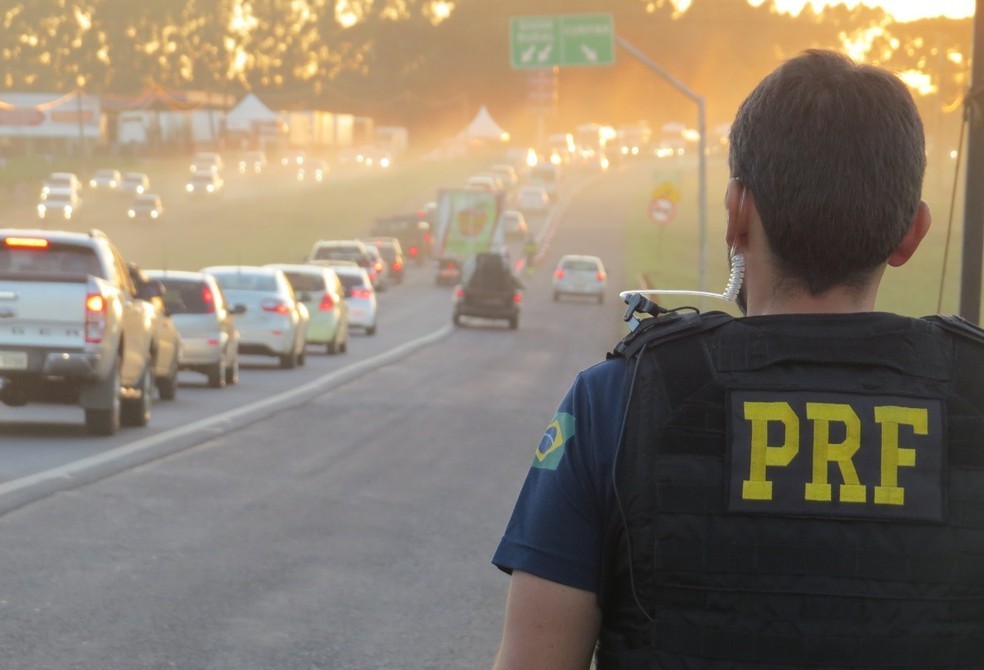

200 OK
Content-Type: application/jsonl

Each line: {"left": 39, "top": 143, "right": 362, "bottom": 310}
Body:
{"left": 280, "top": 349, "right": 297, "bottom": 369}
{"left": 453, "top": 313, "right": 461, "bottom": 327}
{"left": 207, "top": 359, "right": 226, "bottom": 388}
{"left": 225, "top": 356, "right": 239, "bottom": 385}
{"left": 366, "top": 323, "right": 377, "bottom": 336}
{"left": 298, "top": 347, "right": 307, "bottom": 367}
{"left": 84, "top": 357, "right": 122, "bottom": 436}
{"left": 598, "top": 293, "right": 605, "bottom": 304}
{"left": 553, "top": 291, "right": 560, "bottom": 301}
{"left": 509, "top": 316, "right": 519, "bottom": 330}
{"left": 157, "top": 357, "right": 178, "bottom": 401}
{"left": 326, "top": 338, "right": 338, "bottom": 355}
{"left": 121, "top": 366, "right": 153, "bottom": 427}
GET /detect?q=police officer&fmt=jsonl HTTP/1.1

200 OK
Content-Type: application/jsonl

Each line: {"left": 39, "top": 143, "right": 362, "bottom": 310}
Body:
{"left": 522, "top": 233, "right": 537, "bottom": 275}
{"left": 490, "top": 49, "right": 984, "bottom": 670}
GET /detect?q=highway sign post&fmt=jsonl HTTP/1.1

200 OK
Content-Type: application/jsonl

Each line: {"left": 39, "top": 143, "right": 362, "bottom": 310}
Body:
{"left": 510, "top": 14, "right": 614, "bottom": 69}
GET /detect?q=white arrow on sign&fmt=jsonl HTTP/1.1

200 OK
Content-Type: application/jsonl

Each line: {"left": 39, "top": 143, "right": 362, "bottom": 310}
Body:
{"left": 580, "top": 44, "right": 598, "bottom": 63}
{"left": 520, "top": 45, "right": 537, "bottom": 63}
{"left": 537, "top": 44, "right": 553, "bottom": 63}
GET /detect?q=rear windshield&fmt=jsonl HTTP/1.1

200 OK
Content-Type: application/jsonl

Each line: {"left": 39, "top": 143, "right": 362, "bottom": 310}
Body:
{"left": 210, "top": 272, "right": 277, "bottom": 291}
{"left": 159, "top": 279, "right": 214, "bottom": 314}
{"left": 313, "top": 248, "right": 367, "bottom": 266}
{"left": 336, "top": 273, "right": 367, "bottom": 289}
{"left": 0, "top": 241, "right": 102, "bottom": 278}
{"left": 562, "top": 259, "right": 601, "bottom": 272}
{"left": 531, "top": 166, "right": 558, "bottom": 181}
{"left": 283, "top": 272, "right": 325, "bottom": 292}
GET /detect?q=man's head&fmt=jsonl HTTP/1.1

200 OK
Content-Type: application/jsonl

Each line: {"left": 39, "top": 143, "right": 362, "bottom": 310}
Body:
{"left": 728, "top": 49, "right": 927, "bottom": 296}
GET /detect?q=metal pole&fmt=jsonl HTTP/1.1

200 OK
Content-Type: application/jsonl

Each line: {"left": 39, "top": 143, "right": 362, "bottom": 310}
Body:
{"left": 615, "top": 36, "right": 708, "bottom": 293}
{"left": 959, "top": 0, "right": 984, "bottom": 323}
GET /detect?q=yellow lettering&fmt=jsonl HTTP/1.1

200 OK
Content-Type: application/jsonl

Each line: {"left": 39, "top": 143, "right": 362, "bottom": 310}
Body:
{"left": 742, "top": 402, "right": 799, "bottom": 500}
{"left": 804, "top": 403, "right": 866, "bottom": 503}
{"left": 873, "top": 406, "right": 926, "bottom": 506}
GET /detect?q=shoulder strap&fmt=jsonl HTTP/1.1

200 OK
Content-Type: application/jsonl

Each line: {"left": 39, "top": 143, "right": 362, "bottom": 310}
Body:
{"left": 924, "top": 314, "right": 984, "bottom": 344}
{"left": 610, "top": 310, "right": 733, "bottom": 360}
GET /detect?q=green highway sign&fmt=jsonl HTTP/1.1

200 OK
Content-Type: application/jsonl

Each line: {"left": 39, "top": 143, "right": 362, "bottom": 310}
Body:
{"left": 510, "top": 13, "right": 614, "bottom": 69}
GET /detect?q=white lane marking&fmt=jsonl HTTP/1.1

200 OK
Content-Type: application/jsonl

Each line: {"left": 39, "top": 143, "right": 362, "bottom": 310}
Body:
{"left": 0, "top": 324, "right": 453, "bottom": 498}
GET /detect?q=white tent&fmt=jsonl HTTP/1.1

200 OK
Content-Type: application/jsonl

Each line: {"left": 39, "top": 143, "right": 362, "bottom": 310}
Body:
{"left": 225, "top": 93, "right": 283, "bottom": 133}
{"left": 460, "top": 106, "right": 509, "bottom": 141}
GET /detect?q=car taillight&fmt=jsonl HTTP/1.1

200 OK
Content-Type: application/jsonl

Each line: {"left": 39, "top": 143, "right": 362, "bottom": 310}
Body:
{"left": 85, "top": 293, "right": 107, "bottom": 343}
{"left": 201, "top": 286, "right": 216, "bottom": 314}
{"left": 392, "top": 259, "right": 403, "bottom": 271}
{"left": 597, "top": 271, "right": 606, "bottom": 281}
{"left": 408, "top": 246, "right": 418, "bottom": 257}
{"left": 555, "top": 269, "right": 565, "bottom": 279}
{"left": 261, "top": 298, "right": 291, "bottom": 314}
{"left": 513, "top": 292, "right": 523, "bottom": 303}
{"left": 319, "top": 293, "right": 335, "bottom": 311}
{"left": 374, "top": 261, "right": 384, "bottom": 273}
{"left": 454, "top": 286, "right": 464, "bottom": 299}
{"left": 350, "top": 287, "right": 372, "bottom": 299}
{"left": 4, "top": 237, "right": 49, "bottom": 249}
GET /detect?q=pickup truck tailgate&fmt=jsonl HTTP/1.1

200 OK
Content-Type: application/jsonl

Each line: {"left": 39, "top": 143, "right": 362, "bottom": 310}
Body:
{"left": 0, "top": 278, "right": 89, "bottom": 351}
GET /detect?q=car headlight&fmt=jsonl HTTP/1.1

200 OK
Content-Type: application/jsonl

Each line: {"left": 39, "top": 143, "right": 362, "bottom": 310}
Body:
{"left": 37, "top": 204, "right": 46, "bottom": 215}
{"left": 207, "top": 184, "right": 214, "bottom": 192}
{"left": 128, "top": 209, "right": 136, "bottom": 218}
{"left": 186, "top": 184, "right": 193, "bottom": 192}
{"left": 151, "top": 210, "right": 159, "bottom": 219}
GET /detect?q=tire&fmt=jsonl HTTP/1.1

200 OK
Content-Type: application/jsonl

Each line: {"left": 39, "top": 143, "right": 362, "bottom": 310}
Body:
{"left": 366, "top": 323, "right": 377, "bottom": 336}
{"left": 279, "top": 349, "right": 297, "bottom": 369}
{"left": 326, "top": 338, "right": 337, "bottom": 355}
{"left": 207, "top": 359, "right": 226, "bottom": 388}
{"left": 553, "top": 291, "right": 560, "bottom": 302}
{"left": 508, "top": 316, "right": 519, "bottom": 330}
{"left": 84, "top": 358, "right": 122, "bottom": 436}
{"left": 598, "top": 293, "right": 605, "bottom": 305}
{"left": 121, "top": 366, "right": 153, "bottom": 427}
{"left": 157, "top": 357, "right": 178, "bottom": 401}
{"left": 225, "top": 356, "right": 239, "bottom": 385}
{"left": 452, "top": 313, "right": 461, "bottom": 327}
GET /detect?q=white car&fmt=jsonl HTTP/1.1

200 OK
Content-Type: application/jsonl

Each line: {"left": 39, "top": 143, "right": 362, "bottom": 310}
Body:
{"left": 202, "top": 266, "right": 309, "bottom": 368}
{"left": 552, "top": 254, "right": 607, "bottom": 304}
{"left": 37, "top": 188, "right": 79, "bottom": 220}
{"left": 499, "top": 210, "right": 528, "bottom": 240}
{"left": 265, "top": 264, "right": 349, "bottom": 355}
{"left": 41, "top": 172, "right": 82, "bottom": 198}
{"left": 89, "top": 169, "right": 122, "bottom": 190}
{"left": 127, "top": 194, "right": 164, "bottom": 220}
{"left": 146, "top": 270, "right": 242, "bottom": 388}
{"left": 331, "top": 265, "right": 378, "bottom": 335}
{"left": 121, "top": 172, "right": 150, "bottom": 194}
{"left": 515, "top": 186, "right": 550, "bottom": 214}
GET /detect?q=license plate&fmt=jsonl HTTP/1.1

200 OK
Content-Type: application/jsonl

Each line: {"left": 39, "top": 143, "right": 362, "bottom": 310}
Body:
{"left": 0, "top": 351, "right": 28, "bottom": 370}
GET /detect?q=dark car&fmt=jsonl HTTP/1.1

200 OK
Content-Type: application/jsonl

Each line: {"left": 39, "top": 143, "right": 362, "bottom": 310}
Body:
{"left": 360, "top": 237, "right": 406, "bottom": 284}
{"left": 369, "top": 214, "right": 433, "bottom": 265}
{"left": 452, "top": 252, "right": 523, "bottom": 329}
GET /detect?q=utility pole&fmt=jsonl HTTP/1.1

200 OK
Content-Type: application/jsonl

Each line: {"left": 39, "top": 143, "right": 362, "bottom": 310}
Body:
{"left": 959, "top": 0, "right": 984, "bottom": 323}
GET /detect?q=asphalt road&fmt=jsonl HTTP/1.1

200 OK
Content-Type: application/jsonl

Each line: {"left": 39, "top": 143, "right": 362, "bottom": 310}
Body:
{"left": 0, "top": 159, "right": 653, "bottom": 669}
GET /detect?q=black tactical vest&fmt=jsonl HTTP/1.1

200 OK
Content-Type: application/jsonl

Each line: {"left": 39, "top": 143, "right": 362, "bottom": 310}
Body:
{"left": 597, "top": 311, "right": 984, "bottom": 669}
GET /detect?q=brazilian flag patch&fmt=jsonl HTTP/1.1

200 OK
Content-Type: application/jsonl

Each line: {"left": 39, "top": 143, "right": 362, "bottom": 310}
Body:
{"left": 532, "top": 412, "right": 575, "bottom": 471}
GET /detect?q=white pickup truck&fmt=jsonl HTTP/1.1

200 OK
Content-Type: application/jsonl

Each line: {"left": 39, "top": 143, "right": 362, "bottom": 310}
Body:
{"left": 0, "top": 229, "right": 160, "bottom": 435}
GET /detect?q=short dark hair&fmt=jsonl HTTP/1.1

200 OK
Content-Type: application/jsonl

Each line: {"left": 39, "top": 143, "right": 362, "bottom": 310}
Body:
{"left": 728, "top": 49, "right": 926, "bottom": 294}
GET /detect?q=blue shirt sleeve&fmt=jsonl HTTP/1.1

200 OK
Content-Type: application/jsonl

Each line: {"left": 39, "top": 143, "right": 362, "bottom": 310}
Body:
{"left": 491, "top": 357, "right": 629, "bottom": 594}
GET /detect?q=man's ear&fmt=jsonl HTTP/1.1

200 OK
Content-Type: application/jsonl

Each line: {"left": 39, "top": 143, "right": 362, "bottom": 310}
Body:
{"left": 725, "top": 178, "right": 747, "bottom": 248}
{"left": 887, "top": 200, "right": 931, "bottom": 268}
